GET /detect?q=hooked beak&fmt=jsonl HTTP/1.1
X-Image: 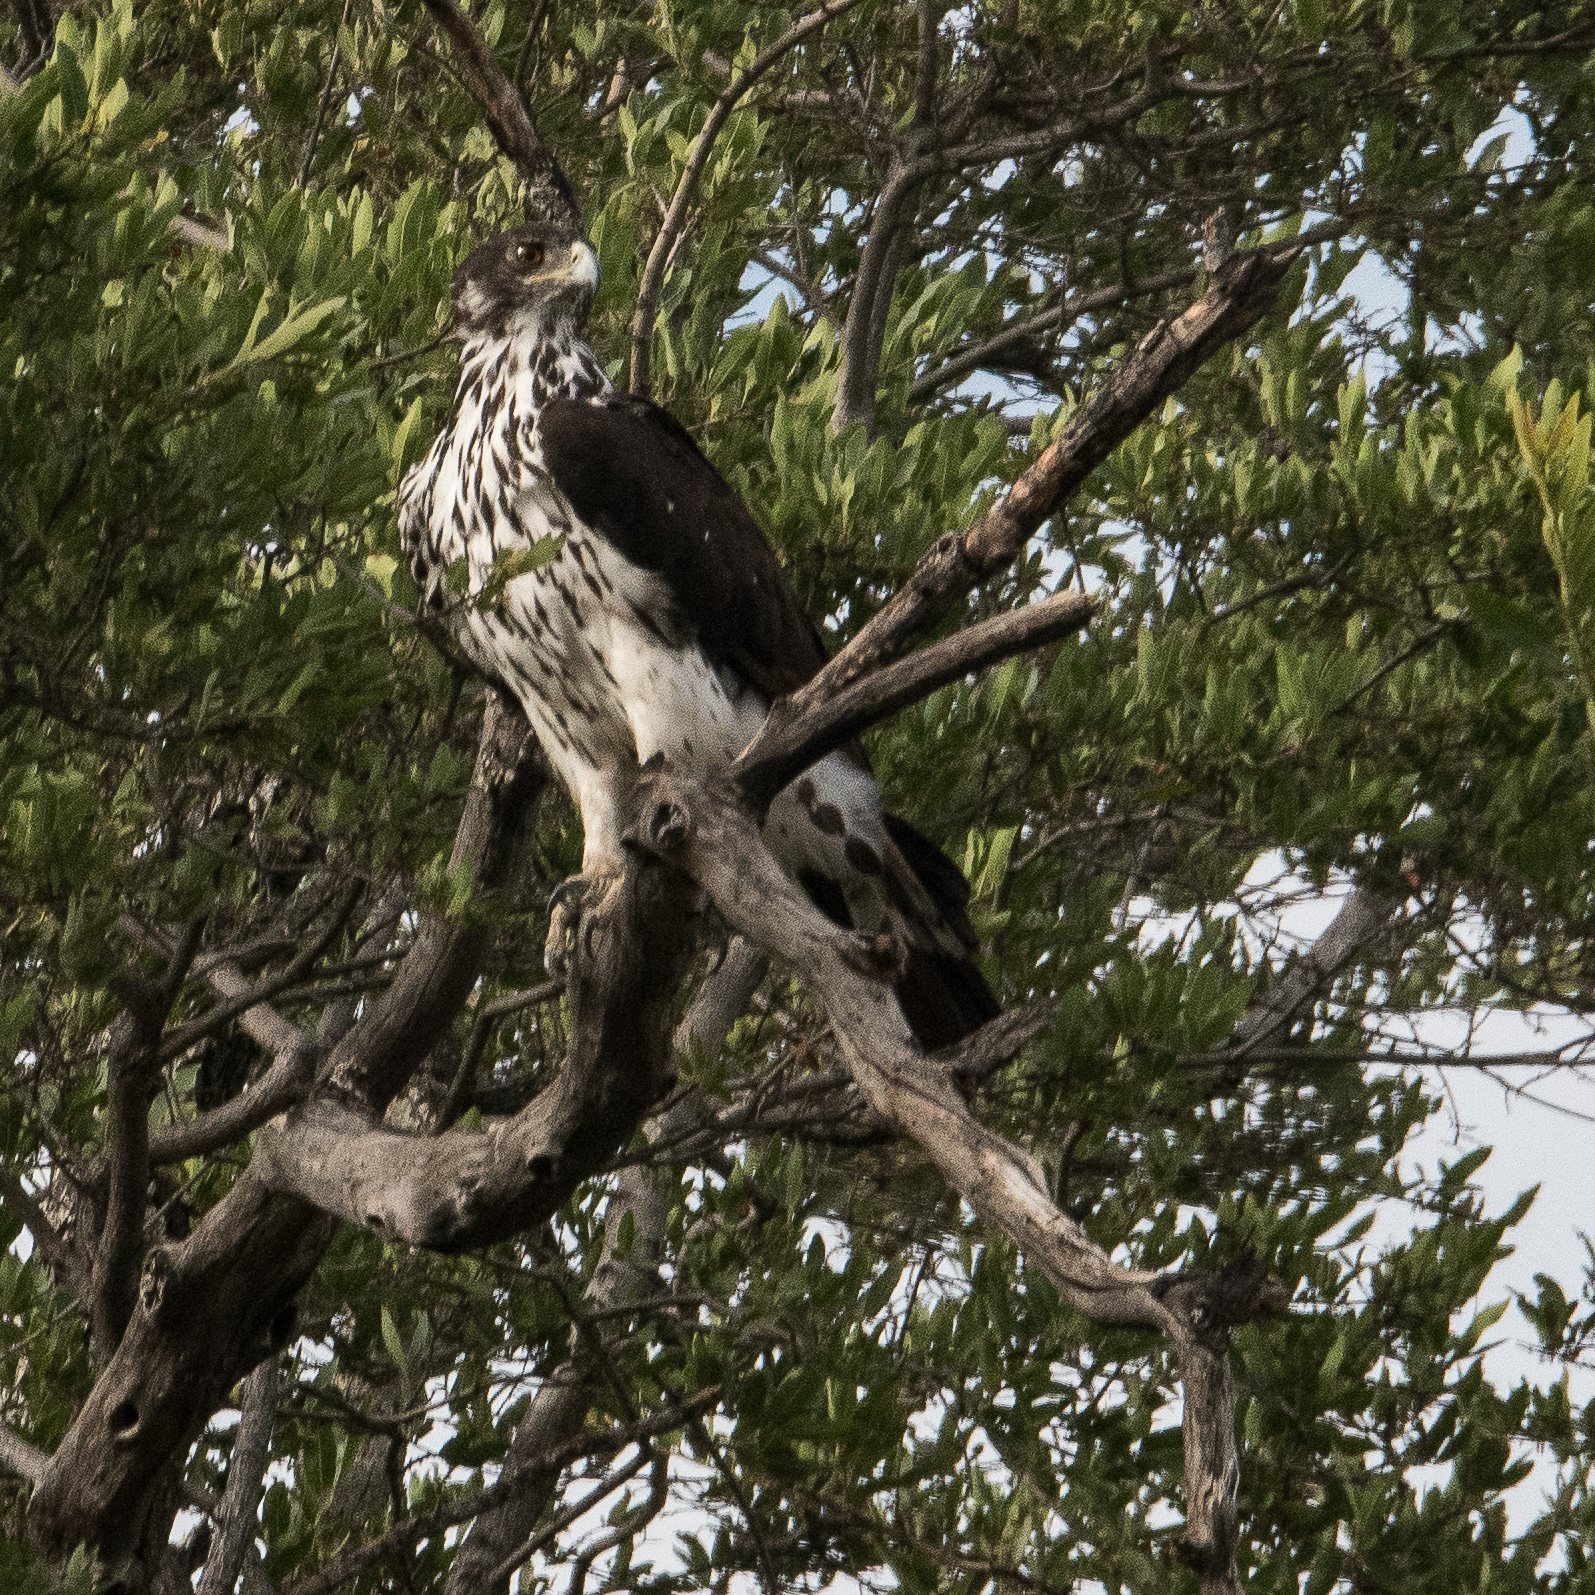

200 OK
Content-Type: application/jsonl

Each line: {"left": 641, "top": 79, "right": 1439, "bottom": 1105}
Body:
{"left": 566, "top": 240, "right": 601, "bottom": 294}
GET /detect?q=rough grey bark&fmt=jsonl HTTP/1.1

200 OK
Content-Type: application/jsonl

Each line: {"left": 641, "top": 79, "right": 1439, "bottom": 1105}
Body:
{"left": 26, "top": 695, "right": 545, "bottom": 1568}
{"left": 251, "top": 854, "right": 697, "bottom": 1249}
{"left": 197, "top": 1360, "right": 279, "bottom": 1595}
{"left": 736, "top": 587, "right": 1092, "bottom": 810}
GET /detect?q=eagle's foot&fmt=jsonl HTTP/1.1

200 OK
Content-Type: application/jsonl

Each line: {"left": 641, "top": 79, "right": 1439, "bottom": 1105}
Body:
{"left": 544, "top": 862, "right": 628, "bottom": 983}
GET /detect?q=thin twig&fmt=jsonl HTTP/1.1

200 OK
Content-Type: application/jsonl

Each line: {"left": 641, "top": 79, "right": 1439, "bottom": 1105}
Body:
{"left": 419, "top": 0, "right": 579, "bottom": 225}
{"left": 298, "top": 0, "right": 352, "bottom": 189}
{"left": 629, "top": 0, "right": 866, "bottom": 394}
{"left": 0, "top": 1166, "right": 90, "bottom": 1301}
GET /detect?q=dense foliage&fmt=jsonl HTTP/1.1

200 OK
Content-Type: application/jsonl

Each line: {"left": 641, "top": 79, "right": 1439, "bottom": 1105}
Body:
{"left": 3, "top": 0, "right": 1595, "bottom": 1588}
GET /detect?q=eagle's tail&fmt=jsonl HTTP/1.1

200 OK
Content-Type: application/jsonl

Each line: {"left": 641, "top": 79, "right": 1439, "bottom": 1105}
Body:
{"left": 880, "top": 814, "right": 1000, "bottom": 1053}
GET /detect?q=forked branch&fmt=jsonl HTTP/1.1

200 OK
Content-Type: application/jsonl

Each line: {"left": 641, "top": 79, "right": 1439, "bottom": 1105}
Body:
{"left": 769, "top": 243, "right": 1301, "bottom": 710}
{"left": 630, "top": 764, "right": 1284, "bottom": 1592}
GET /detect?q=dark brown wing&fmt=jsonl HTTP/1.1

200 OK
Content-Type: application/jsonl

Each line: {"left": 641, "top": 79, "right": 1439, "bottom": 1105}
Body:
{"left": 538, "top": 395, "right": 827, "bottom": 701}
{"left": 542, "top": 395, "right": 998, "bottom": 1050}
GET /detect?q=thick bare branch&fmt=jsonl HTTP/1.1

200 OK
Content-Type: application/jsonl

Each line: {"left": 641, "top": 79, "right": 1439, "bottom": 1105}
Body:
{"left": 92, "top": 924, "right": 204, "bottom": 1364}
{"left": 202, "top": 959, "right": 307, "bottom": 1059}
{"left": 0, "top": 1421, "right": 47, "bottom": 1485}
{"left": 148, "top": 1044, "right": 314, "bottom": 1166}
{"left": 630, "top": 0, "right": 864, "bottom": 396}
{"left": 737, "top": 587, "right": 1091, "bottom": 810}
{"left": 28, "top": 696, "right": 546, "bottom": 1568}
{"left": 635, "top": 767, "right": 1169, "bottom": 1322}
{"left": 419, "top": 0, "right": 580, "bottom": 228}
{"left": 631, "top": 765, "right": 1285, "bottom": 1590}
{"left": 252, "top": 850, "right": 694, "bottom": 1248}
{"left": 446, "top": 943, "right": 766, "bottom": 1595}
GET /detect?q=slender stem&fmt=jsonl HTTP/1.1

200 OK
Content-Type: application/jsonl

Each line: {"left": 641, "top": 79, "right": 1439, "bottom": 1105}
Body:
{"left": 297, "top": 0, "right": 352, "bottom": 188}
{"left": 420, "top": 0, "right": 580, "bottom": 226}
{"left": 629, "top": 0, "right": 865, "bottom": 395}
{"left": 0, "top": 1166, "right": 90, "bottom": 1301}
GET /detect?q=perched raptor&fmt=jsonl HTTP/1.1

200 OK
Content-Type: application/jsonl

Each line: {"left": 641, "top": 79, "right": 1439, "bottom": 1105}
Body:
{"left": 399, "top": 221, "right": 997, "bottom": 1049}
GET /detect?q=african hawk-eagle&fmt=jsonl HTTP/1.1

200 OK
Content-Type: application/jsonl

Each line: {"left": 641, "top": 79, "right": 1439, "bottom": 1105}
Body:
{"left": 398, "top": 221, "right": 996, "bottom": 1049}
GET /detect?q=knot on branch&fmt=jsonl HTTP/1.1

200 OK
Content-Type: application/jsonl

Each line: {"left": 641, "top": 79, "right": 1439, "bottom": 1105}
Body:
{"left": 1157, "top": 1252, "right": 1290, "bottom": 1343}
{"left": 137, "top": 1248, "right": 171, "bottom": 1317}
{"left": 1172, "top": 1529, "right": 1235, "bottom": 1579}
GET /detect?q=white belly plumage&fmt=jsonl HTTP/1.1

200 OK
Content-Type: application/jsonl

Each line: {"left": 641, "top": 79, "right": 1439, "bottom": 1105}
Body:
{"left": 399, "top": 323, "right": 891, "bottom": 931}
{"left": 467, "top": 522, "right": 888, "bottom": 927}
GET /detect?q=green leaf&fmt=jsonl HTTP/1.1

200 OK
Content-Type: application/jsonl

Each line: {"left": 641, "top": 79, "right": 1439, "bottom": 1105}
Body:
{"left": 474, "top": 536, "right": 565, "bottom": 610}
{"left": 219, "top": 295, "right": 345, "bottom": 375}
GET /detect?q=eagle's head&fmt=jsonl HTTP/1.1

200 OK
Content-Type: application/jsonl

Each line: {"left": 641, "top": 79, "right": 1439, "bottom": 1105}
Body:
{"left": 453, "top": 222, "right": 601, "bottom": 339}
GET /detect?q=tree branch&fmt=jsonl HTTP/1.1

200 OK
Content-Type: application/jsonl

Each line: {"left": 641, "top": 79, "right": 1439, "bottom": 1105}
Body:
{"left": 445, "top": 942, "right": 766, "bottom": 1594}
{"left": 253, "top": 850, "right": 695, "bottom": 1249}
{"left": 938, "top": 995, "right": 1059, "bottom": 1089}
{"left": 9, "top": 0, "right": 53, "bottom": 80}
{"left": 833, "top": 153, "right": 925, "bottom": 434}
{"left": 629, "top": 0, "right": 864, "bottom": 396}
{"left": 297, "top": 0, "right": 350, "bottom": 188}
{"left": 0, "top": 1421, "right": 48, "bottom": 1486}
{"left": 284, "top": 1387, "right": 722, "bottom": 1595}
{"left": 197, "top": 1359, "right": 279, "bottom": 1595}
{"left": 907, "top": 264, "right": 1197, "bottom": 402}
{"left": 736, "top": 587, "right": 1091, "bottom": 810}
{"left": 27, "top": 695, "right": 546, "bottom": 1568}
{"left": 418, "top": 0, "right": 580, "bottom": 228}
{"left": 1224, "top": 882, "right": 1398, "bottom": 1068}
{"left": 157, "top": 883, "right": 360, "bottom": 1063}
{"left": 780, "top": 242, "right": 1300, "bottom": 707}
{"left": 92, "top": 923, "right": 205, "bottom": 1365}
{"left": 630, "top": 765, "right": 1286, "bottom": 1592}
{"left": 635, "top": 768, "right": 1169, "bottom": 1320}
{"left": 0, "top": 1165, "right": 92, "bottom": 1302}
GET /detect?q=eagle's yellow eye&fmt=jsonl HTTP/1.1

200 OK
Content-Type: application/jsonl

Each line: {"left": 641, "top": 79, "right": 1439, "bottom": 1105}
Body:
{"left": 515, "top": 241, "right": 545, "bottom": 270}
